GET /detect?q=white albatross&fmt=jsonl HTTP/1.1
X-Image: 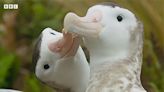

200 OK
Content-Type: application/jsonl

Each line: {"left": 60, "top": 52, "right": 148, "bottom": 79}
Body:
{"left": 32, "top": 28, "right": 90, "bottom": 92}
{"left": 64, "top": 2, "right": 147, "bottom": 92}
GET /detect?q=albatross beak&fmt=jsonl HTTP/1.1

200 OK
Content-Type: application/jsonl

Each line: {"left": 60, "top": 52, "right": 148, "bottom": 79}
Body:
{"left": 64, "top": 11, "right": 102, "bottom": 38}
{"left": 48, "top": 31, "right": 81, "bottom": 58}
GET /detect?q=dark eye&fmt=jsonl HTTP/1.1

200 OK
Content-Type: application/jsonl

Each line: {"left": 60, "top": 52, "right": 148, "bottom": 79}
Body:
{"left": 50, "top": 32, "right": 55, "bottom": 35}
{"left": 117, "top": 15, "right": 123, "bottom": 22}
{"left": 44, "top": 64, "right": 50, "bottom": 70}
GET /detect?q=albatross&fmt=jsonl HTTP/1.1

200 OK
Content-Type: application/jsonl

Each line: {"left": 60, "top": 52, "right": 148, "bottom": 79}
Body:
{"left": 64, "top": 2, "right": 147, "bottom": 92}
{"left": 32, "top": 28, "right": 90, "bottom": 92}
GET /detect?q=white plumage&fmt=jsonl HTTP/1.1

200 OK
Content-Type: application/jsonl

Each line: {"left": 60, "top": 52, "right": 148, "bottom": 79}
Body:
{"left": 64, "top": 2, "right": 147, "bottom": 92}
{"left": 0, "top": 89, "right": 21, "bottom": 92}
{"left": 33, "top": 28, "right": 90, "bottom": 92}
{"left": 32, "top": 2, "right": 147, "bottom": 92}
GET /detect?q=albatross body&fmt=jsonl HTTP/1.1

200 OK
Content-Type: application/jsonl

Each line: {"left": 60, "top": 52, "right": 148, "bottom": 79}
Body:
{"left": 64, "top": 2, "right": 147, "bottom": 92}
{"left": 32, "top": 28, "right": 90, "bottom": 92}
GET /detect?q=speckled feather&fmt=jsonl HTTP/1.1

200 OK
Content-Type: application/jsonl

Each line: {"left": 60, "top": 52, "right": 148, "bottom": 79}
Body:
{"left": 86, "top": 22, "right": 145, "bottom": 92}
{"left": 64, "top": 2, "right": 146, "bottom": 91}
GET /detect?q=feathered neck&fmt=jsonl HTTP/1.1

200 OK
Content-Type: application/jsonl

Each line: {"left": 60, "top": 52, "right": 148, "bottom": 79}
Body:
{"left": 86, "top": 22, "right": 145, "bottom": 92}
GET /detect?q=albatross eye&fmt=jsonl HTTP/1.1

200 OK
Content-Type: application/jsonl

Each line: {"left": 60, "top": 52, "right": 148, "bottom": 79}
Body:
{"left": 44, "top": 64, "right": 50, "bottom": 70}
{"left": 50, "top": 32, "right": 56, "bottom": 35}
{"left": 117, "top": 15, "right": 123, "bottom": 22}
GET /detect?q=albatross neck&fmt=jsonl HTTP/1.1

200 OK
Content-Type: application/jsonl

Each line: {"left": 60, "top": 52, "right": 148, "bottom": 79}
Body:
{"left": 88, "top": 43, "right": 130, "bottom": 67}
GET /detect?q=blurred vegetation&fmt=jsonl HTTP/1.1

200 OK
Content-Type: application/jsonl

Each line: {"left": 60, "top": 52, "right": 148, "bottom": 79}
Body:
{"left": 0, "top": 0, "right": 163, "bottom": 92}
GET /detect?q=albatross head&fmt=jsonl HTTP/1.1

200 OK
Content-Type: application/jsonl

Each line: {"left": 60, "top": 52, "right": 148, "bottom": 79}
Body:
{"left": 64, "top": 2, "right": 143, "bottom": 63}
{"left": 32, "top": 28, "right": 80, "bottom": 88}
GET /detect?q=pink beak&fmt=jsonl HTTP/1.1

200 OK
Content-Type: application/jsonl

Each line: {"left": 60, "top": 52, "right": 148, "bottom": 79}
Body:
{"left": 64, "top": 11, "right": 102, "bottom": 38}
{"left": 48, "top": 31, "right": 81, "bottom": 58}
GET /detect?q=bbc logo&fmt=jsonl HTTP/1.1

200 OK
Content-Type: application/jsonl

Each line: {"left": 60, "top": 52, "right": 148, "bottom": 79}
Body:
{"left": 4, "top": 4, "right": 18, "bottom": 9}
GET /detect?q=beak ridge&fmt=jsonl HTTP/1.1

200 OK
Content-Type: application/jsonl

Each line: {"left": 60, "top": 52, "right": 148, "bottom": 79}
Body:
{"left": 64, "top": 12, "right": 102, "bottom": 38}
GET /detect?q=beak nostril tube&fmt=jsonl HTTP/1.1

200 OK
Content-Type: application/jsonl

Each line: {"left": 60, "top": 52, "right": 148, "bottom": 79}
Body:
{"left": 87, "top": 10, "right": 102, "bottom": 22}
{"left": 64, "top": 12, "right": 102, "bottom": 38}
